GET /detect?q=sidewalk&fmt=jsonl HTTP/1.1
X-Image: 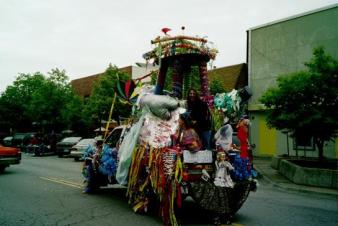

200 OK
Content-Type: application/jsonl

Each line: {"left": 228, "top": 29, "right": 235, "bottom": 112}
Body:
{"left": 253, "top": 157, "right": 338, "bottom": 196}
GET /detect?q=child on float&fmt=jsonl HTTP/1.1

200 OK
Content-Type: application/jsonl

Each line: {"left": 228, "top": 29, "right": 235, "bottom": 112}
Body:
{"left": 174, "top": 112, "right": 202, "bottom": 152}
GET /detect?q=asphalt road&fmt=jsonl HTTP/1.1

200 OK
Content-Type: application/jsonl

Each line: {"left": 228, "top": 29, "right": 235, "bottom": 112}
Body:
{"left": 0, "top": 154, "right": 336, "bottom": 226}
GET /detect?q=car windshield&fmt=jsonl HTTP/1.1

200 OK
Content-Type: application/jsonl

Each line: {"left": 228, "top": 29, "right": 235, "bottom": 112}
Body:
{"left": 13, "top": 134, "right": 27, "bottom": 139}
{"left": 61, "top": 137, "right": 81, "bottom": 143}
{"left": 106, "top": 128, "right": 123, "bottom": 147}
{"left": 77, "top": 139, "right": 95, "bottom": 145}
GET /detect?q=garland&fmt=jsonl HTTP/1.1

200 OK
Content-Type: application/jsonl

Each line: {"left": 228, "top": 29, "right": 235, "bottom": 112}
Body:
{"left": 127, "top": 144, "right": 183, "bottom": 226}
{"left": 144, "top": 36, "right": 218, "bottom": 61}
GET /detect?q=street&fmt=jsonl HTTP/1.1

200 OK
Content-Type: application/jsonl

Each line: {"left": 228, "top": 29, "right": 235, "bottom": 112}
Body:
{"left": 0, "top": 154, "right": 336, "bottom": 226}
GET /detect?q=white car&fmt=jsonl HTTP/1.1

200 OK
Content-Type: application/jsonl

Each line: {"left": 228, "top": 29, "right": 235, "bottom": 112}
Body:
{"left": 70, "top": 138, "right": 95, "bottom": 161}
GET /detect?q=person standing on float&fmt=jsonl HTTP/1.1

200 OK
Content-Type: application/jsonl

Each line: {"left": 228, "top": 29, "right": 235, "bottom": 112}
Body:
{"left": 236, "top": 117, "right": 250, "bottom": 159}
{"left": 187, "top": 88, "right": 213, "bottom": 150}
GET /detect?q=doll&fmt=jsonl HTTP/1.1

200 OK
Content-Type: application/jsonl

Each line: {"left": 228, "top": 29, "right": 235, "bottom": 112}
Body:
{"left": 214, "top": 152, "right": 234, "bottom": 188}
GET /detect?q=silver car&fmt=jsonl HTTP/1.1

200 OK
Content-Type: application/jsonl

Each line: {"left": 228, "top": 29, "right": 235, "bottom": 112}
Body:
{"left": 69, "top": 138, "right": 95, "bottom": 161}
{"left": 56, "top": 137, "right": 82, "bottom": 157}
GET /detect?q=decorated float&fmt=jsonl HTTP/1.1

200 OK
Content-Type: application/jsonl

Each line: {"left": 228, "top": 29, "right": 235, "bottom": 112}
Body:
{"left": 83, "top": 28, "right": 257, "bottom": 226}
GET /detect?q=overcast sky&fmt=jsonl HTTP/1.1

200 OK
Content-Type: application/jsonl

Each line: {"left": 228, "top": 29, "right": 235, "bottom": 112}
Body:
{"left": 1, "top": 0, "right": 337, "bottom": 93}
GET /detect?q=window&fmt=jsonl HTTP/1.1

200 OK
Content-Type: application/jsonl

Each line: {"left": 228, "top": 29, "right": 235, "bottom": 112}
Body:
{"left": 106, "top": 129, "right": 122, "bottom": 148}
{"left": 293, "top": 134, "right": 315, "bottom": 151}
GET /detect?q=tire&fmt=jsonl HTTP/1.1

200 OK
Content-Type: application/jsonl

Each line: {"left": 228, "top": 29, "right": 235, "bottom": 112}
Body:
{"left": 34, "top": 150, "right": 41, "bottom": 157}
{"left": 0, "top": 165, "right": 7, "bottom": 173}
{"left": 74, "top": 157, "right": 79, "bottom": 161}
{"left": 58, "top": 153, "right": 63, "bottom": 158}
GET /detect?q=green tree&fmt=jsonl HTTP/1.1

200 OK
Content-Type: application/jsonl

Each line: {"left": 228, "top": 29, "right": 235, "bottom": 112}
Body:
{"left": 182, "top": 66, "right": 201, "bottom": 98}
{"left": 0, "top": 72, "right": 46, "bottom": 131}
{"left": 84, "top": 64, "right": 132, "bottom": 127}
{"left": 0, "top": 69, "right": 84, "bottom": 134}
{"left": 209, "top": 78, "right": 226, "bottom": 95}
{"left": 150, "top": 65, "right": 201, "bottom": 98}
{"left": 260, "top": 47, "right": 338, "bottom": 160}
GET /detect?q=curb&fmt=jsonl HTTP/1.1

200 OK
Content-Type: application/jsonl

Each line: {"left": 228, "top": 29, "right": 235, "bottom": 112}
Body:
{"left": 256, "top": 169, "right": 338, "bottom": 197}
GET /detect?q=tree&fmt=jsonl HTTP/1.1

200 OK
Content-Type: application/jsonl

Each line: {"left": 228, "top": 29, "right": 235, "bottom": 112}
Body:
{"left": 150, "top": 65, "right": 201, "bottom": 98}
{"left": 182, "top": 66, "right": 201, "bottom": 98}
{"left": 0, "top": 72, "right": 46, "bottom": 131}
{"left": 209, "top": 78, "right": 226, "bottom": 95}
{"left": 84, "top": 64, "right": 132, "bottom": 127}
{"left": 0, "top": 69, "right": 84, "bottom": 134}
{"left": 260, "top": 47, "right": 338, "bottom": 160}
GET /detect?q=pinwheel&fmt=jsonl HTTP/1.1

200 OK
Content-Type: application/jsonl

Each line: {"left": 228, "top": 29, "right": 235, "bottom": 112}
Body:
{"left": 116, "top": 79, "right": 140, "bottom": 105}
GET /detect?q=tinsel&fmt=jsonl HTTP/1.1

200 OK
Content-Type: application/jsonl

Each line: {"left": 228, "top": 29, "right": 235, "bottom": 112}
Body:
{"left": 98, "top": 146, "right": 118, "bottom": 176}
{"left": 145, "top": 36, "right": 218, "bottom": 61}
{"left": 199, "top": 61, "right": 210, "bottom": 96}
{"left": 127, "top": 144, "right": 183, "bottom": 226}
{"left": 231, "top": 155, "right": 252, "bottom": 181}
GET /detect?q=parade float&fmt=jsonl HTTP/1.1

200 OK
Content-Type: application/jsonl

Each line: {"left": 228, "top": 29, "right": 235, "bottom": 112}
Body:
{"left": 83, "top": 28, "right": 257, "bottom": 226}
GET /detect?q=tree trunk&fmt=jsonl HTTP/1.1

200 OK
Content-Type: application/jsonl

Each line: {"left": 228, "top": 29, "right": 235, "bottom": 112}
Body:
{"left": 315, "top": 138, "right": 324, "bottom": 162}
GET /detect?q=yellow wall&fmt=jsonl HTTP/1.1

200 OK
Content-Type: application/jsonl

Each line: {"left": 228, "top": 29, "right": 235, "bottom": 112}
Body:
{"left": 258, "top": 119, "right": 277, "bottom": 156}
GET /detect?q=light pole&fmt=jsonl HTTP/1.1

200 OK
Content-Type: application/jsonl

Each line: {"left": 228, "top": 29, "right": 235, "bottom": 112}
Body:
{"left": 282, "top": 130, "right": 290, "bottom": 156}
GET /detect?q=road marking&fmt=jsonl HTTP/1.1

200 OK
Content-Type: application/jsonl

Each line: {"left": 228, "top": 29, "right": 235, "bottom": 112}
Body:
{"left": 40, "top": 176, "right": 83, "bottom": 189}
{"left": 220, "top": 223, "right": 244, "bottom": 226}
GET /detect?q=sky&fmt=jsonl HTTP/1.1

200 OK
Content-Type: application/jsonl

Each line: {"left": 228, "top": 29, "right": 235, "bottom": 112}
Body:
{"left": 1, "top": 0, "right": 337, "bottom": 93}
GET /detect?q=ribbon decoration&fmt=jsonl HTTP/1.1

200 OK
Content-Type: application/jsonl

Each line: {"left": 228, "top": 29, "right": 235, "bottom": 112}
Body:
{"left": 127, "top": 144, "right": 183, "bottom": 226}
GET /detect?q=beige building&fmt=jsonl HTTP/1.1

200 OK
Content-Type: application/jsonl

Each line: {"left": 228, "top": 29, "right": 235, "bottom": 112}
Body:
{"left": 247, "top": 4, "right": 338, "bottom": 158}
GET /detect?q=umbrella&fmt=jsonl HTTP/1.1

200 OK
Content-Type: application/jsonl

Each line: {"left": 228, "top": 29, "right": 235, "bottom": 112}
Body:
{"left": 94, "top": 127, "right": 108, "bottom": 132}
{"left": 62, "top": 129, "right": 74, "bottom": 134}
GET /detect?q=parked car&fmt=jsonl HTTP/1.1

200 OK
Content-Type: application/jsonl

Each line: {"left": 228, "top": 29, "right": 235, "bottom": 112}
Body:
{"left": 30, "top": 133, "right": 63, "bottom": 156}
{"left": 70, "top": 138, "right": 95, "bottom": 161}
{"left": 0, "top": 145, "right": 21, "bottom": 173}
{"left": 2, "top": 136, "right": 13, "bottom": 147}
{"left": 56, "top": 137, "right": 82, "bottom": 157}
{"left": 33, "top": 144, "right": 54, "bottom": 157}
{"left": 11, "top": 132, "right": 36, "bottom": 152}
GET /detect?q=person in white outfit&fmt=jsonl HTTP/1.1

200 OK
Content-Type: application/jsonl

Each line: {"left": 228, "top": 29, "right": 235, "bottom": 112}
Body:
{"left": 214, "top": 119, "right": 233, "bottom": 152}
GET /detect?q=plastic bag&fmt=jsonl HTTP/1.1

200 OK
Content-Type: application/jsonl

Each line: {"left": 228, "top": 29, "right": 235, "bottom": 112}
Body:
{"left": 138, "top": 107, "right": 183, "bottom": 148}
{"left": 116, "top": 114, "right": 145, "bottom": 185}
{"left": 139, "top": 94, "right": 179, "bottom": 119}
{"left": 214, "top": 124, "right": 233, "bottom": 152}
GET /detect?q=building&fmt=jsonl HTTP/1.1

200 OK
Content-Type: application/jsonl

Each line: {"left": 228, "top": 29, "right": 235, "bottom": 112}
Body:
{"left": 72, "top": 62, "right": 247, "bottom": 99}
{"left": 208, "top": 63, "right": 247, "bottom": 92}
{"left": 71, "top": 64, "right": 157, "bottom": 98}
{"left": 247, "top": 4, "right": 338, "bottom": 158}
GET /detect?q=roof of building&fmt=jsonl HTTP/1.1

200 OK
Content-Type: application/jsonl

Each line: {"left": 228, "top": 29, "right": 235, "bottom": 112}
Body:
{"left": 208, "top": 63, "right": 247, "bottom": 91}
{"left": 71, "top": 63, "right": 248, "bottom": 98}
{"left": 71, "top": 66, "right": 132, "bottom": 97}
{"left": 248, "top": 3, "right": 338, "bottom": 31}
